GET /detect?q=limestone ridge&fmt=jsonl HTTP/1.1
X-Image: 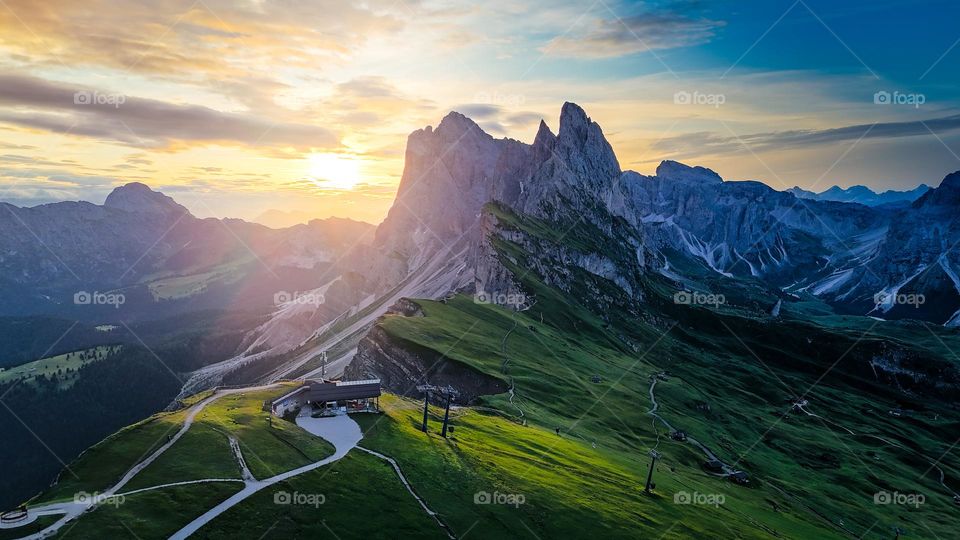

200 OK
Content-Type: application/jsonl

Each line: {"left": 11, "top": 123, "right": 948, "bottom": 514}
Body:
{"left": 365, "top": 102, "right": 960, "bottom": 326}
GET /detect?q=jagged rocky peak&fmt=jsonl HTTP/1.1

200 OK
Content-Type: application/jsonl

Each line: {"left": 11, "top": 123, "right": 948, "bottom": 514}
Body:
{"left": 554, "top": 102, "right": 621, "bottom": 180}
{"left": 104, "top": 182, "right": 191, "bottom": 217}
{"left": 938, "top": 170, "right": 960, "bottom": 190}
{"left": 532, "top": 119, "right": 557, "bottom": 161}
{"left": 914, "top": 170, "right": 960, "bottom": 207}
{"left": 656, "top": 160, "right": 723, "bottom": 184}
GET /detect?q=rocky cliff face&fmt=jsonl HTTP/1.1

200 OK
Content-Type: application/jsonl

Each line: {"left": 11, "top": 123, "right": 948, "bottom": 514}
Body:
{"left": 345, "top": 323, "right": 508, "bottom": 403}
{"left": 360, "top": 102, "right": 960, "bottom": 330}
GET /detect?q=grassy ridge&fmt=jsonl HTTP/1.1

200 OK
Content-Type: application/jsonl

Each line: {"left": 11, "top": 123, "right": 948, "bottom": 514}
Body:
{"left": 33, "top": 407, "right": 191, "bottom": 505}
{"left": 191, "top": 387, "right": 335, "bottom": 479}
{"left": 122, "top": 422, "right": 239, "bottom": 491}
{"left": 371, "top": 280, "right": 959, "bottom": 539}
{"left": 354, "top": 394, "right": 841, "bottom": 539}
{"left": 0, "top": 346, "right": 122, "bottom": 390}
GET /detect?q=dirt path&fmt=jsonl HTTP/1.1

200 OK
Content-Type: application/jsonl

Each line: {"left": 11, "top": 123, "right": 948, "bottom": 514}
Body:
{"left": 229, "top": 436, "right": 255, "bottom": 482}
{"left": 355, "top": 446, "right": 456, "bottom": 539}
{"left": 647, "top": 377, "right": 738, "bottom": 475}
{"left": 500, "top": 312, "right": 524, "bottom": 420}
{"left": 169, "top": 412, "right": 363, "bottom": 539}
{"left": 798, "top": 404, "right": 958, "bottom": 498}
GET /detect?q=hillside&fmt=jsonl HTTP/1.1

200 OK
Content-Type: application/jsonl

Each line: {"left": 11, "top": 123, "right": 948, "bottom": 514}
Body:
{"left": 9, "top": 198, "right": 960, "bottom": 537}
{"left": 8, "top": 278, "right": 958, "bottom": 538}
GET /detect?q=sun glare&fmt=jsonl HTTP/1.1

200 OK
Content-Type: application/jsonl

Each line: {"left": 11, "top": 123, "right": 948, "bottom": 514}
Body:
{"left": 307, "top": 153, "right": 361, "bottom": 190}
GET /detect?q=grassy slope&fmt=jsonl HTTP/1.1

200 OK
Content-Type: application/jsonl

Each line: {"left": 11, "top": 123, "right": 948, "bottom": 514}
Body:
{"left": 121, "top": 422, "right": 239, "bottom": 491}
{"left": 32, "top": 407, "right": 192, "bottom": 505}
{"left": 20, "top": 387, "right": 340, "bottom": 539}
{"left": 356, "top": 395, "right": 825, "bottom": 540}
{"left": 0, "top": 346, "right": 122, "bottom": 389}
{"left": 32, "top": 385, "right": 335, "bottom": 504}
{"left": 199, "top": 452, "right": 446, "bottom": 540}
{"left": 189, "top": 387, "right": 335, "bottom": 479}
{"left": 357, "top": 202, "right": 960, "bottom": 539}
{"left": 54, "top": 483, "right": 243, "bottom": 539}
{"left": 375, "top": 298, "right": 849, "bottom": 539}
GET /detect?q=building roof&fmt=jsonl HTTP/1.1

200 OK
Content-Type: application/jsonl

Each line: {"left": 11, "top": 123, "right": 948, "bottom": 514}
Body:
{"left": 307, "top": 379, "right": 381, "bottom": 402}
{"left": 267, "top": 385, "right": 309, "bottom": 406}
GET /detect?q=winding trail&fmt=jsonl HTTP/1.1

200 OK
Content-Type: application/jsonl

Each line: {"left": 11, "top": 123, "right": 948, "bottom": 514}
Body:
{"left": 6, "top": 384, "right": 282, "bottom": 539}
{"left": 798, "top": 404, "right": 958, "bottom": 498}
{"left": 168, "top": 412, "right": 362, "bottom": 539}
{"left": 229, "top": 436, "right": 255, "bottom": 482}
{"left": 647, "top": 377, "right": 738, "bottom": 476}
{"left": 117, "top": 479, "right": 245, "bottom": 498}
{"left": 355, "top": 446, "right": 456, "bottom": 539}
{"left": 500, "top": 312, "right": 525, "bottom": 420}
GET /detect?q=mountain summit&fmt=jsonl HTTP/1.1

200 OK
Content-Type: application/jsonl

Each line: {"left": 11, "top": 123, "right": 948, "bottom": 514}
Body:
{"left": 104, "top": 182, "right": 191, "bottom": 217}
{"left": 655, "top": 160, "right": 723, "bottom": 184}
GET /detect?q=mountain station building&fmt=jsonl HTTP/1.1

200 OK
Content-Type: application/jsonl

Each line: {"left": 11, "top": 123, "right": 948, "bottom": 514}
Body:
{"left": 267, "top": 379, "right": 381, "bottom": 416}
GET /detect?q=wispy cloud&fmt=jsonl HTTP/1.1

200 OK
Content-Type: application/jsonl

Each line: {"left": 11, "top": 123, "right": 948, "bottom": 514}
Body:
{"left": 0, "top": 73, "right": 338, "bottom": 151}
{"left": 652, "top": 114, "right": 960, "bottom": 159}
{"left": 543, "top": 10, "right": 724, "bottom": 58}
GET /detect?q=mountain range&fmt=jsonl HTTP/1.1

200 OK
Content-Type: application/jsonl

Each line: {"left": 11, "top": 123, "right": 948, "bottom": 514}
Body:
{"left": 786, "top": 184, "right": 931, "bottom": 206}
{"left": 5, "top": 102, "right": 960, "bottom": 388}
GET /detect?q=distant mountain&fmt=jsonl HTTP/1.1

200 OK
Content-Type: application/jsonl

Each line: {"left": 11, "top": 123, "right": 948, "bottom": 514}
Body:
{"left": 103, "top": 181, "right": 190, "bottom": 217}
{"left": 787, "top": 183, "right": 930, "bottom": 206}
{"left": 253, "top": 209, "right": 326, "bottom": 229}
{"left": 0, "top": 185, "right": 376, "bottom": 323}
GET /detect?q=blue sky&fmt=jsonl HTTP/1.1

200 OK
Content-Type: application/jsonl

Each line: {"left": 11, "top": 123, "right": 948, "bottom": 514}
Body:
{"left": 0, "top": 0, "right": 958, "bottom": 223}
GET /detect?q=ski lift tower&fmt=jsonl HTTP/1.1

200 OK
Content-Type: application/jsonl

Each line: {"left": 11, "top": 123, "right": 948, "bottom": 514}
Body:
{"left": 645, "top": 450, "right": 661, "bottom": 493}
{"left": 416, "top": 384, "right": 436, "bottom": 433}
{"left": 439, "top": 386, "right": 459, "bottom": 438}
{"left": 416, "top": 384, "right": 459, "bottom": 436}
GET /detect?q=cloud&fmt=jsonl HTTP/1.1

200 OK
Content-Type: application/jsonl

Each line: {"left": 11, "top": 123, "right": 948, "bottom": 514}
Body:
{"left": 0, "top": 73, "right": 338, "bottom": 151}
{"left": 0, "top": 0, "right": 404, "bottom": 77}
{"left": 652, "top": 114, "right": 960, "bottom": 158}
{"left": 453, "top": 104, "right": 501, "bottom": 119}
{"left": 543, "top": 11, "right": 723, "bottom": 59}
{"left": 450, "top": 103, "right": 546, "bottom": 136}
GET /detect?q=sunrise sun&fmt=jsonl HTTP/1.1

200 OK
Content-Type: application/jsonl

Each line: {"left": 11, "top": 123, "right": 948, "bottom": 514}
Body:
{"left": 307, "top": 153, "right": 361, "bottom": 190}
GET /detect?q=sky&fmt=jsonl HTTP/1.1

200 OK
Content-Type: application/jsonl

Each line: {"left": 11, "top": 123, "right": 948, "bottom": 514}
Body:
{"left": 1, "top": 0, "right": 959, "bottom": 225}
